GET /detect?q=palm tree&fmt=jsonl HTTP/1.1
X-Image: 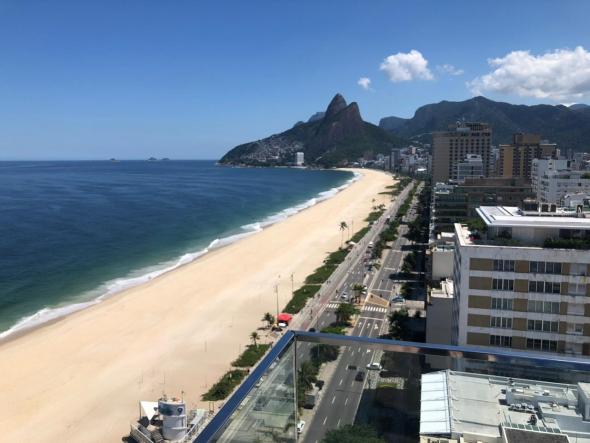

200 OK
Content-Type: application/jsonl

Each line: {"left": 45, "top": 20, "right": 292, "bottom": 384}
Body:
{"left": 250, "top": 331, "right": 260, "bottom": 347}
{"left": 339, "top": 221, "right": 348, "bottom": 247}
{"left": 262, "top": 312, "right": 275, "bottom": 329}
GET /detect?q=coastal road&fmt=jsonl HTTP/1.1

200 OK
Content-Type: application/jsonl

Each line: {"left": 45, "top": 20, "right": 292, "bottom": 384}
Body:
{"left": 299, "top": 181, "right": 423, "bottom": 443}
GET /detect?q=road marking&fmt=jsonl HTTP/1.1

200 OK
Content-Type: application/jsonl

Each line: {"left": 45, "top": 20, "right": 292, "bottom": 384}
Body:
{"left": 339, "top": 378, "right": 343, "bottom": 386}
{"left": 331, "top": 395, "right": 336, "bottom": 404}
{"left": 345, "top": 397, "right": 349, "bottom": 406}
{"left": 323, "top": 416, "right": 327, "bottom": 426}
{"left": 337, "top": 418, "right": 341, "bottom": 427}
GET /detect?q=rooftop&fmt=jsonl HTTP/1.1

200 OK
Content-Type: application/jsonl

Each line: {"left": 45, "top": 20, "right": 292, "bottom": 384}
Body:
{"left": 420, "top": 370, "right": 590, "bottom": 443}
{"left": 476, "top": 206, "right": 590, "bottom": 230}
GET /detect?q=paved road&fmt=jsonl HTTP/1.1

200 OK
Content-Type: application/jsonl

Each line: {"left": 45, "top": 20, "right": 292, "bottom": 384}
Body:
{"left": 300, "top": 181, "right": 423, "bottom": 443}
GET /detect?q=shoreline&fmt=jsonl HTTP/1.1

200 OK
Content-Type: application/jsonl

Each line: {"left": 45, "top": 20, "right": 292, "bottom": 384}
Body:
{"left": 0, "top": 168, "right": 394, "bottom": 443}
{"left": 0, "top": 169, "right": 358, "bottom": 343}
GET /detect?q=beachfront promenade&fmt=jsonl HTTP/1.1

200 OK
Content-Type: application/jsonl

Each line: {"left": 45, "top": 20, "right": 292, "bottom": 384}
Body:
{"left": 290, "top": 179, "right": 415, "bottom": 333}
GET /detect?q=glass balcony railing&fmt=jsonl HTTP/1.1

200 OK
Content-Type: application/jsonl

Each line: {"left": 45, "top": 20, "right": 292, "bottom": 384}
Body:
{"left": 195, "top": 331, "right": 590, "bottom": 443}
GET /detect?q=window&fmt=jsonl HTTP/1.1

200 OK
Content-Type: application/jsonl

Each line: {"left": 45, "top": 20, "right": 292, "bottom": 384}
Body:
{"left": 490, "top": 335, "right": 512, "bottom": 347}
{"left": 528, "top": 281, "right": 560, "bottom": 294}
{"left": 529, "top": 261, "right": 562, "bottom": 274}
{"left": 569, "top": 283, "right": 586, "bottom": 296}
{"left": 491, "top": 298, "right": 513, "bottom": 310}
{"left": 526, "top": 338, "right": 557, "bottom": 352}
{"left": 491, "top": 317, "right": 512, "bottom": 329}
{"left": 494, "top": 259, "right": 515, "bottom": 272}
{"left": 527, "top": 319, "right": 558, "bottom": 332}
{"left": 493, "top": 279, "right": 514, "bottom": 291}
{"left": 527, "top": 300, "right": 559, "bottom": 313}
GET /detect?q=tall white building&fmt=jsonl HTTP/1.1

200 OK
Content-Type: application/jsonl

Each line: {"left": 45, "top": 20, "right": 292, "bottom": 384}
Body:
{"left": 294, "top": 151, "right": 304, "bottom": 166}
{"left": 532, "top": 158, "right": 590, "bottom": 203}
{"left": 452, "top": 203, "right": 590, "bottom": 357}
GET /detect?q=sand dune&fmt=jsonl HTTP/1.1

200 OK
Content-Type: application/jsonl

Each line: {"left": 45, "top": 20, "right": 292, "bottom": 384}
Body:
{"left": 0, "top": 168, "right": 393, "bottom": 442}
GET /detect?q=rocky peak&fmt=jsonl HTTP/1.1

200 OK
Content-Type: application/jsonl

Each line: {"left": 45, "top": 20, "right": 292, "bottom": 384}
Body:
{"left": 325, "top": 93, "right": 348, "bottom": 118}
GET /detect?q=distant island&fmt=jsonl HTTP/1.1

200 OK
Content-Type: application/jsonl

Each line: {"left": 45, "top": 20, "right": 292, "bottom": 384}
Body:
{"left": 219, "top": 94, "right": 405, "bottom": 168}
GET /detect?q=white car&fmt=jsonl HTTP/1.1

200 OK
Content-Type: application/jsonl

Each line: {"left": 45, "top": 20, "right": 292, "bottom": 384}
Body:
{"left": 367, "top": 362, "right": 382, "bottom": 371}
{"left": 297, "top": 420, "right": 306, "bottom": 434}
{"left": 340, "top": 292, "right": 349, "bottom": 300}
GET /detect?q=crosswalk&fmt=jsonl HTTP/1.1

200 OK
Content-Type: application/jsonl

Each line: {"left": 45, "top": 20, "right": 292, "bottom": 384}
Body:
{"left": 326, "top": 303, "right": 388, "bottom": 314}
{"left": 362, "top": 306, "right": 388, "bottom": 313}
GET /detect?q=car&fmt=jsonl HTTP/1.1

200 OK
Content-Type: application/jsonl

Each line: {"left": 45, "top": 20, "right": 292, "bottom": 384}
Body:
{"left": 340, "top": 292, "right": 349, "bottom": 300}
{"left": 297, "top": 420, "right": 306, "bottom": 434}
{"left": 391, "top": 296, "right": 405, "bottom": 303}
{"left": 367, "top": 362, "right": 382, "bottom": 371}
{"left": 308, "top": 327, "right": 316, "bottom": 332}
{"left": 347, "top": 364, "right": 357, "bottom": 370}
{"left": 355, "top": 371, "right": 366, "bottom": 381}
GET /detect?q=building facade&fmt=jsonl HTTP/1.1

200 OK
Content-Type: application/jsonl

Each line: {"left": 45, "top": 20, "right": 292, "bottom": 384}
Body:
{"left": 294, "top": 151, "right": 304, "bottom": 166}
{"left": 453, "top": 205, "right": 590, "bottom": 357}
{"left": 455, "top": 154, "right": 483, "bottom": 182}
{"left": 432, "top": 122, "right": 492, "bottom": 183}
{"left": 498, "top": 133, "right": 557, "bottom": 179}
{"left": 532, "top": 158, "right": 590, "bottom": 203}
{"left": 431, "top": 178, "right": 534, "bottom": 234}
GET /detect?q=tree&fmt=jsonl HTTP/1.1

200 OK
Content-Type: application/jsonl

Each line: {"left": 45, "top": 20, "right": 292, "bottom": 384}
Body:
{"left": 335, "top": 302, "right": 359, "bottom": 325}
{"left": 388, "top": 308, "right": 409, "bottom": 339}
{"left": 262, "top": 312, "right": 275, "bottom": 329}
{"left": 339, "top": 221, "right": 348, "bottom": 247}
{"left": 250, "top": 331, "right": 260, "bottom": 347}
{"left": 352, "top": 283, "right": 364, "bottom": 304}
{"left": 322, "top": 424, "right": 386, "bottom": 443}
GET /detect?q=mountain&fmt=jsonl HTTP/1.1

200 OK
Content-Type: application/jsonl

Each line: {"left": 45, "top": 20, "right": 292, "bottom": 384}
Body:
{"left": 220, "top": 94, "right": 406, "bottom": 167}
{"left": 379, "top": 96, "right": 590, "bottom": 150}
{"left": 570, "top": 103, "right": 590, "bottom": 111}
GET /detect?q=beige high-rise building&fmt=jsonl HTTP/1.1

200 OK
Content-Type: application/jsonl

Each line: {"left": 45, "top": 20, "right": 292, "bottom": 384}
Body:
{"left": 432, "top": 122, "right": 492, "bottom": 183}
{"left": 453, "top": 204, "right": 590, "bottom": 357}
{"left": 498, "top": 133, "right": 557, "bottom": 179}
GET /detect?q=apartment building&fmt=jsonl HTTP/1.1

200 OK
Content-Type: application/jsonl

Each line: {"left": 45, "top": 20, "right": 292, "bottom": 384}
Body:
{"left": 498, "top": 133, "right": 557, "bottom": 179}
{"left": 431, "top": 178, "right": 534, "bottom": 234}
{"left": 432, "top": 122, "right": 492, "bottom": 183}
{"left": 532, "top": 158, "right": 590, "bottom": 203}
{"left": 455, "top": 154, "right": 483, "bottom": 182}
{"left": 452, "top": 204, "right": 590, "bottom": 356}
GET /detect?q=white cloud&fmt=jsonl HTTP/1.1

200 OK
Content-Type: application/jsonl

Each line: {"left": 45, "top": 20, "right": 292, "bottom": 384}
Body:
{"left": 357, "top": 77, "right": 372, "bottom": 90}
{"left": 437, "top": 64, "right": 464, "bottom": 76}
{"left": 379, "top": 50, "right": 433, "bottom": 82}
{"left": 468, "top": 46, "right": 590, "bottom": 101}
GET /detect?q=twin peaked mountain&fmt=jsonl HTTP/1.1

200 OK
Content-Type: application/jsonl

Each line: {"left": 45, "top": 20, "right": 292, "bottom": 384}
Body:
{"left": 219, "top": 94, "right": 405, "bottom": 167}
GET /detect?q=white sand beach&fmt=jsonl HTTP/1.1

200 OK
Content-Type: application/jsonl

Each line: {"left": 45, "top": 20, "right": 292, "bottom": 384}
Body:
{"left": 0, "top": 168, "right": 393, "bottom": 442}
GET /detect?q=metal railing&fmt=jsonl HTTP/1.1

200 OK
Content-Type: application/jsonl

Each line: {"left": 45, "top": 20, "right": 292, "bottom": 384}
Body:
{"left": 194, "top": 330, "right": 590, "bottom": 442}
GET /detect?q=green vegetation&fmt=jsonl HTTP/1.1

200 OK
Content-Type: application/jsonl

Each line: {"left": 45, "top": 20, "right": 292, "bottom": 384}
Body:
{"left": 350, "top": 226, "right": 370, "bottom": 243}
{"left": 201, "top": 369, "right": 248, "bottom": 401}
{"left": 322, "top": 424, "right": 387, "bottom": 443}
{"left": 283, "top": 284, "right": 321, "bottom": 314}
{"left": 388, "top": 307, "right": 409, "bottom": 339}
{"left": 466, "top": 217, "right": 487, "bottom": 233}
{"left": 232, "top": 344, "right": 271, "bottom": 368}
{"left": 335, "top": 302, "right": 359, "bottom": 325}
{"left": 262, "top": 312, "right": 274, "bottom": 329}
{"left": 321, "top": 324, "right": 346, "bottom": 335}
{"left": 544, "top": 238, "right": 590, "bottom": 249}
{"left": 365, "top": 209, "right": 385, "bottom": 223}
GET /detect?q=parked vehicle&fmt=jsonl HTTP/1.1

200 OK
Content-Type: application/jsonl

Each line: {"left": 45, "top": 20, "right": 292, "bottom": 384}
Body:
{"left": 391, "top": 296, "right": 405, "bottom": 303}
{"left": 355, "top": 371, "right": 366, "bottom": 381}
{"left": 297, "top": 420, "right": 306, "bottom": 434}
{"left": 367, "top": 362, "right": 382, "bottom": 371}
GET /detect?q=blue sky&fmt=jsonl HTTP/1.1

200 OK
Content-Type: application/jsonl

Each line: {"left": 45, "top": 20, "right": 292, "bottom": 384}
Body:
{"left": 1, "top": 0, "right": 590, "bottom": 160}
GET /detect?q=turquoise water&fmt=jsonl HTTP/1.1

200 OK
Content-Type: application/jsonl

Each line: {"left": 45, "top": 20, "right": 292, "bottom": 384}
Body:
{"left": 0, "top": 161, "right": 354, "bottom": 336}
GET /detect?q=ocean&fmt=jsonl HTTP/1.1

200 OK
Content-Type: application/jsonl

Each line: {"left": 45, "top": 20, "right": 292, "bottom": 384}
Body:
{"left": 0, "top": 160, "right": 354, "bottom": 338}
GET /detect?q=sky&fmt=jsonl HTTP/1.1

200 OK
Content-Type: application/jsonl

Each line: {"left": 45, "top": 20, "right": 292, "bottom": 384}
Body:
{"left": 1, "top": 0, "right": 590, "bottom": 160}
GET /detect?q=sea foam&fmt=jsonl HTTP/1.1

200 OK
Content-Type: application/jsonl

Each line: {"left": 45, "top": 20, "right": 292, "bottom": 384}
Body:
{"left": 0, "top": 170, "right": 360, "bottom": 340}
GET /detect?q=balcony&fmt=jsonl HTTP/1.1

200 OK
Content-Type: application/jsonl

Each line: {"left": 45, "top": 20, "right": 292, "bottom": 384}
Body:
{"left": 194, "top": 331, "right": 590, "bottom": 443}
